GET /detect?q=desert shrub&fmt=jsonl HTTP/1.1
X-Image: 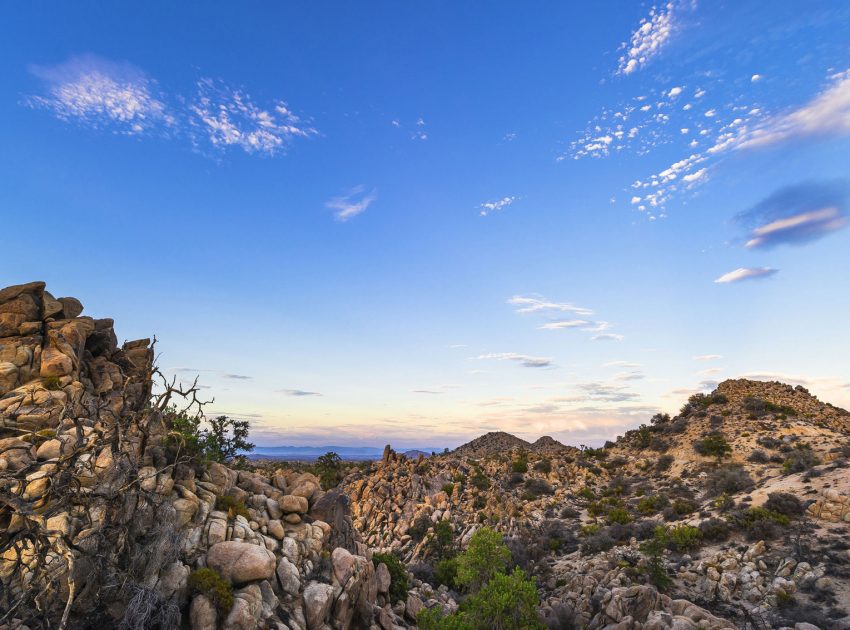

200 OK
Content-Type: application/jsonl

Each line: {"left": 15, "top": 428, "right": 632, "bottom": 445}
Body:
{"left": 704, "top": 465, "right": 754, "bottom": 496}
{"left": 560, "top": 506, "right": 579, "bottom": 519}
{"left": 709, "top": 415, "right": 723, "bottom": 429}
{"left": 757, "top": 436, "right": 782, "bottom": 449}
{"left": 372, "top": 553, "right": 409, "bottom": 603}
{"left": 667, "top": 524, "right": 703, "bottom": 552}
{"left": 313, "top": 451, "right": 343, "bottom": 489}
{"left": 167, "top": 407, "right": 254, "bottom": 464}
{"left": 470, "top": 469, "right": 491, "bottom": 490}
{"left": 732, "top": 507, "right": 790, "bottom": 540}
{"left": 214, "top": 495, "right": 250, "bottom": 520}
{"left": 42, "top": 375, "right": 62, "bottom": 391}
{"left": 409, "top": 514, "right": 433, "bottom": 542}
{"left": 512, "top": 451, "right": 529, "bottom": 473}
{"left": 743, "top": 397, "right": 797, "bottom": 418}
{"left": 636, "top": 494, "right": 667, "bottom": 515}
{"left": 581, "top": 530, "right": 615, "bottom": 554}
{"left": 456, "top": 527, "right": 512, "bottom": 593}
{"left": 649, "top": 436, "right": 669, "bottom": 452}
{"left": 713, "top": 492, "right": 735, "bottom": 512}
{"left": 694, "top": 433, "right": 731, "bottom": 459}
{"left": 533, "top": 458, "right": 552, "bottom": 474}
{"left": 577, "top": 486, "right": 595, "bottom": 501}
{"left": 656, "top": 454, "right": 675, "bottom": 472}
{"left": 583, "top": 447, "right": 607, "bottom": 460}
{"left": 698, "top": 517, "right": 730, "bottom": 542}
{"left": 748, "top": 449, "right": 769, "bottom": 464}
{"left": 523, "top": 478, "right": 554, "bottom": 499}
{"left": 606, "top": 507, "right": 632, "bottom": 525}
{"left": 434, "top": 557, "right": 459, "bottom": 589}
{"left": 507, "top": 472, "right": 524, "bottom": 487}
{"left": 764, "top": 492, "right": 804, "bottom": 517}
{"left": 669, "top": 498, "right": 696, "bottom": 517}
{"left": 783, "top": 444, "right": 819, "bottom": 474}
{"left": 688, "top": 392, "right": 728, "bottom": 409}
{"left": 419, "top": 569, "right": 543, "bottom": 630}
{"left": 442, "top": 483, "right": 456, "bottom": 495}
{"left": 188, "top": 568, "right": 233, "bottom": 614}
{"left": 635, "top": 425, "right": 652, "bottom": 449}
{"left": 429, "top": 520, "right": 456, "bottom": 560}
{"left": 639, "top": 528, "right": 672, "bottom": 590}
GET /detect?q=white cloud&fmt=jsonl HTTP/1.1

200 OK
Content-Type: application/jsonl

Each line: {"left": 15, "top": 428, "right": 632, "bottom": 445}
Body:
{"left": 479, "top": 196, "right": 516, "bottom": 217}
{"left": 27, "top": 54, "right": 172, "bottom": 135}
{"left": 605, "top": 360, "right": 642, "bottom": 368}
{"left": 668, "top": 86, "right": 683, "bottom": 97}
{"left": 693, "top": 354, "right": 722, "bottom": 361}
{"left": 508, "top": 296, "right": 593, "bottom": 316}
{"left": 617, "top": 3, "right": 684, "bottom": 75}
{"left": 745, "top": 206, "right": 846, "bottom": 248}
{"left": 736, "top": 70, "right": 850, "bottom": 149}
{"left": 326, "top": 186, "right": 377, "bottom": 222}
{"left": 682, "top": 167, "right": 707, "bottom": 183}
{"left": 475, "top": 353, "right": 553, "bottom": 368}
{"left": 539, "top": 319, "right": 590, "bottom": 330}
{"left": 592, "top": 333, "right": 625, "bottom": 341}
{"left": 713, "top": 267, "right": 778, "bottom": 284}
{"left": 189, "top": 79, "right": 315, "bottom": 155}
{"left": 751, "top": 74, "right": 762, "bottom": 82}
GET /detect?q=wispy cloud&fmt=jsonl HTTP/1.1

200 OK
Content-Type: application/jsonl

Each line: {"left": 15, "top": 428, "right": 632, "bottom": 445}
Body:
{"left": 479, "top": 196, "right": 516, "bottom": 217}
{"left": 693, "top": 354, "right": 722, "bottom": 361}
{"left": 25, "top": 55, "right": 315, "bottom": 157}
{"left": 223, "top": 373, "right": 252, "bottom": 380}
{"left": 277, "top": 389, "right": 322, "bottom": 397}
{"left": 508, "top": 295, "right": 593, "bottom": 316}
{"left": 475, "top": 352, "right": 554, "bottom": 368}
{"left": 538, "top": 319, "right": 590, "bottom": 330}
{"left": 736, "top": 69, "right": 850, "bottom": 149}
{"left": 737, "top": 181, "right": 848, "bottom": 249}
{"left": 592, "top": 333, "right": 625, "bottom": 342}
{"left": 577, "top": 382, "right": 640, "bottom": 402}
{"left": 26, "top": 54, "right": 172, "bottom": 135}
{"left": 617, "top": 2, "right": 692, "bottom": 75}
{"left": 189, "top": 78, "right": 315, "bottom": 155}
{"left": 326, "top": 185, "right": 377, "bottom": 222}
{"left": 714, "top": 267, "right": 778, "bottom": 284}
{"left": 605, "top": 360, "right": 642, "bottom": 368}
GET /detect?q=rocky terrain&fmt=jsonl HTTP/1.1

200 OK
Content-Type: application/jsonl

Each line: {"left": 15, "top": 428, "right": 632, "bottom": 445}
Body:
{"left": 2, "top": 280, "right": 849, "bottom": 629}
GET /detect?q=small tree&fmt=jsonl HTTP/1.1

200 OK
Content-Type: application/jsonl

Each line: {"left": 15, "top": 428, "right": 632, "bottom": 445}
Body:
{"left": 456, "top": 527, "right": 511, "bottom": 593}
{"left": 205, "top": 415, "right": 254, "bottom": 463}
{"left": 314, "top": 452, "right": 343, "bottom": 489}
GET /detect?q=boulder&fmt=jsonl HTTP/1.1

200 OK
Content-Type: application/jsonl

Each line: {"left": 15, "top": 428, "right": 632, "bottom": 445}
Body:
{"left": 280, "top": 494, "right": 309, "bottom": 514}
{"left": 303, "top": 581, "right": 334, "bottom": 629}
{"left": 206, "top": 541, "right": 276, "bottom": 585}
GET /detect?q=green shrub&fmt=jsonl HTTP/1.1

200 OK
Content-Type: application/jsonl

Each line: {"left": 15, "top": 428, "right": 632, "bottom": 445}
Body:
{"left": 533, "top": 458, "right": 552, "bottom": 474}
{"left": 704, "top": 465, "right": 754, "bottom": 496}
{"left": 442, "top": 483, "right": 456, "bottom": 495}
{"left": 511, "top": 458, "right": 528, "bottom": 473}
{"left": 694, "top": 433, "right": 731, "bottom": 459}
{"left": 408, "top": 514, "right": 432, "bottom": 541}
{"left": 636, "top": 494, "right": 667, "bottom": 514}
{"left": 435, "top": 557, "right": 459, "bottom": 589}
{"left": 470, "top": 469, "right": 490, "bottom": 490}
{"left": 456, "top": 527, "right": 512, "bottom": 593}
{"left": 313, "top": 451, "right": 343, "bottom": 489}
{"left": 42, "top": 375, "right": 62, "bottom": 391}
{"left": 372, "top": 553, "right": 409, "bottom": 603}
{"left": 667, "top": 524, "right": 703, "bottom": 551}
{"left": 639, "top": 527, "right": 672, "bottom": 590}
{"left": 656, "top": 454, "right": 674, "bottom": 472}
{"left": 215, "top": 495, "right": 250, "bottom": 520}
{"left": 523, "top": 478, "right": 554, "bottom": 499}
{"left": 606, "top": 507, "right": 632, "bottom": 525}
{"left": 188, "top": 568, "right": 233, "bottom": 614}
{"left": 783, "top": 444, "right": 819, "bottom": 474}
{"left": 429, "top": 520, "right": 456, "bottom": 560}
{"left": 764, "top": 492, "right": 804, "bottom": 517}
{"left": 166, "top": 406, "right": 254, "bottom": 464}
{"left": 671, "top": 498, "right": 696, "bottom": 516}
{"left": 418, "top": 569, "right": 543, "bottom": 630}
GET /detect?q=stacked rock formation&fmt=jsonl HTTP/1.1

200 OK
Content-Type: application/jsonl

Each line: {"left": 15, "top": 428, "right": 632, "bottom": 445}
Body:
{"left": 0, "top": 282, "right": 416, "bottom": 630}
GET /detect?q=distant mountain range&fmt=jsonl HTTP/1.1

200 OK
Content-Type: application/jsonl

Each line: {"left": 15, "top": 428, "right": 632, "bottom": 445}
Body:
{"left": 247, "top": 445, "right": 445, "bottom": 461}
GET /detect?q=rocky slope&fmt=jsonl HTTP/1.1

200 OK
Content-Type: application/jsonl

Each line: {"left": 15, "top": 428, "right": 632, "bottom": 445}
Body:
{"left": 342, "top": 380, "right": 850, "bottom": 629}
{"left": 4, "top": 280, "right": 850, "bottom": 629}
{"left": 0, "top": 282, "right": 428, "bottom": 630}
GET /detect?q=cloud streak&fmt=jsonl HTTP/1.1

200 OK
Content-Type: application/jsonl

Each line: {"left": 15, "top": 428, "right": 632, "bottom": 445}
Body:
{"left": 737, "top": 181, "right": 848, "bottom": 249}
{"left": 479, "top": 196, "right": 516, "bottom": 217}
{"left": 617, "top": 3, "right": 686, "bottom": 75}
{"left": 714, "top": 267, "right": 777, "bottom": 284}
{"left": 327, "top": 186, "right": 377, "bottom": 222}
{"left": 476, "top": 352, "right": 554, "bottom": 368}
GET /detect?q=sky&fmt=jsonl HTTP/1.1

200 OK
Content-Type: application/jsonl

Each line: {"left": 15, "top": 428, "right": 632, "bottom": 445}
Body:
{"left": 2, "top": 1, "right": 850, "bottom": 449}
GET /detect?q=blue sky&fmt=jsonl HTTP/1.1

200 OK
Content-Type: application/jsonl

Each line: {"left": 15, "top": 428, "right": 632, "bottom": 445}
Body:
{"left": 3, "top": 1, "right": 850, "bottom": 448}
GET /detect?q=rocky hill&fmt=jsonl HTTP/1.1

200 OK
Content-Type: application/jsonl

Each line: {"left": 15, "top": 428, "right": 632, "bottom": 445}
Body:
{"left": 0, "top": 282, "right": 430, "bottom": 630}
{"left": 3, "top": 280, "right": 850, "bottom": 630}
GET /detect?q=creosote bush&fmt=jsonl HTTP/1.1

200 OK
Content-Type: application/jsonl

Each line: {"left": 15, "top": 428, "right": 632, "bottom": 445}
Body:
{"left": 214, "top": 495, "right": 250, "bottom": 519}
{"left": 188, "top": 568, "right": 234, "bottom": 615}
{"left": 704, "top": 464, "right": 754, "bottom": 496}
{"left": 372, "top": 553, "right": 409, "bottom": 603}
{"left": 694, "top": 433, "right": 731, "bottom": 459}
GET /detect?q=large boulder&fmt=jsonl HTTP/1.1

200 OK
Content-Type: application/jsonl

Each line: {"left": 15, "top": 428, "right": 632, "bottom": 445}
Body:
{"left": 206, "top": 541, "right": 276, "bottom": 585}
{"left": 303, "top": 581, "right": 334, "bottom": 629}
